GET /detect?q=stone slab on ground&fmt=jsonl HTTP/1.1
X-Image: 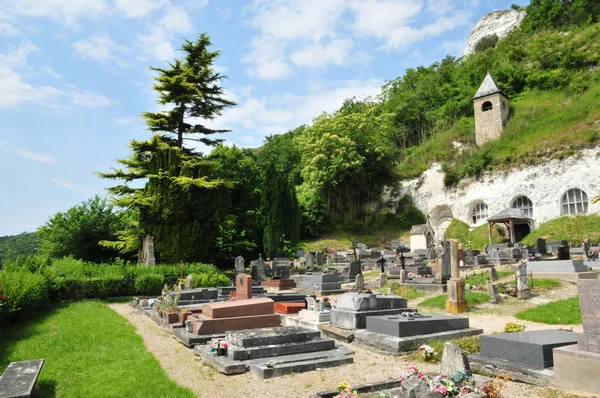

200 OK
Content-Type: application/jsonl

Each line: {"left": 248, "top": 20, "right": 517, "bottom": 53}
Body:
{"left": 319, "top": 324, "right": 355, "bottom": 343}
{"left": 281, "top": 314, "right": 329, "bottom": 332}
{"left": 366, "top": 314, "right": 470, "bottom": 337}
{"left": 354, "top": 328, "right": 483, "bottom": 353}
{"left": 172, "top": 326, "right": 224, "bottom": 347}
{"left": 553, "top": 344, "right": 600, "bottom": 394}
{"left": 173, "top": 288, "right": 218, "bottom": 301}
{"left": 479, "top": 330, "right": 578, "bottom": 369}
{"left": 265, "top": 293, "right": 307, "bottom": 302}
{"left": 331, "top": 308, "right": 414, "bottom": 329}
{"left": 0, "top": 359, "right": 44, "bottom": 398}
{"left": 529, "top": 271, "right": 598, "bottom": 281}
{"left": 468, "top": 354, "right": 554, "bottom": 386}
{"left": 194, "top": 344, "right": 247, "bottom": 375}
{"left": 226, "top": 326, "right": 320, "bottom": 347}
{"left": 394, "top": 283, "right": 448, "bottom": 294}
{"left": 273, "top": 302, "right": 305, "bottom": 314}
{"left": 527, "top": 260, "right": 589, "bottom": 273}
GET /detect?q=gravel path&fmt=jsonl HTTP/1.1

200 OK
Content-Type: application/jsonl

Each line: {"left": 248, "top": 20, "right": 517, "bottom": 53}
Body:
{"left": 108, "top": 301, "right": 593, "bottom": 398}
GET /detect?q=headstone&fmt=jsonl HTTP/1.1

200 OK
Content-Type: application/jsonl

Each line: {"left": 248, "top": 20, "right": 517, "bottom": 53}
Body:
{"left": 378, "top": 273, "right": 388, "bottom": 288}
{"left": 449, "top": 240, "right": 460, "bottom": 280}
{"left": 306, "top": 252, "right": 315, "bottom": 268}
{"left": 576, "top": 279, "right": 600, "bottom": 353}
{"left": 486, "top": 281, "right": 501, "bottom": 304}
{"left": 488, "top": 266, "right": 499, "bottom": 281}
{"left": 296, "top": 249, "right": 305, "bottom": 258}
{"left": 441, "top": 342, "right": 471, "bottom": 376}
{"left": 256, "top": 254, "right": 266, "bottom": 283}
{"left": 582, "top": 238, "right": 591, "bottom": 261}
{"left": 186, "top": 274, "right": 193, "bottom": 290}
{"left": 326, "top": 253, "right": 332, "bottom": 266}
{"left": 316, "top": 252, "right": 324, "bottom": 266}
{"left": 516, "top": 260, "right": 530, "bottom": 299}
{"left": 400, "top": 270, "right": 407, "bottom": 283}
{"left": 235, "top": 256, "right": 245, "bottom": 274}
{"left": 236, "top": 274, "right": 253, "bottom": 300}
{"left": 440, "top": 240, "right": 451, "bottom": 281}
{"left": 557, "top": 245, "right": 570, "bottom": 260}
{"left": 355, "top": 274, "right": 365, "bottom": 290}
{"left": 357, "top": 243, "right": 367, "bottom": 250}
{"left": 349, "top": 261, "right": 361, "bottom": 280}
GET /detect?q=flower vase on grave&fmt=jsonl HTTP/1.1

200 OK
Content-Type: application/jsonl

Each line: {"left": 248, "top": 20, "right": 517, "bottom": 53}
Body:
{"left": 185, "top": 320, "right": 192, "bottom": 333}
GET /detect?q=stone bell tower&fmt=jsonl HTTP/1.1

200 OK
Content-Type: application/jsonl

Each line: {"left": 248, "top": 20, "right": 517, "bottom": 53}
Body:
{"left": 473, "top": 72, "right": 509, "bottom": 146}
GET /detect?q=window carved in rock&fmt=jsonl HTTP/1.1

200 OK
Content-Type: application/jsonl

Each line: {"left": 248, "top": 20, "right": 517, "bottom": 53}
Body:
{"left": 472, "top": 203, "right": 488, "bottom": 224}
{"left": 512, "top": 196, "right": 533, "bottom": 217}
{"left": 561, "top": 189, "right": 588, "bottom": 215}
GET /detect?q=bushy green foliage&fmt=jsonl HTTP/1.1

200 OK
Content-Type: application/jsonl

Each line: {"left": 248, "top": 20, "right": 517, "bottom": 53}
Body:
{"left": 504, "top": 322, "right": 526, "bottom": 333}
{"left": 0, "top": 271, "right": 49, "bottom": 324}
{"left": 521, "top": 214, "right": 600, "bottom": 247}
{"left": 134, "top": 274, "right": 164, "bottom": 295}
{"left": 190, "top": 272, "right": 230, "bottom": 288}
{"left": 0, "top": 232, "right": 40, "bottom": 265}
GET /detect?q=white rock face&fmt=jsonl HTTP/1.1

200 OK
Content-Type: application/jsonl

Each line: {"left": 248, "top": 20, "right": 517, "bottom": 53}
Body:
{"left": 464, "top": 10, "right": 526, "bottom": 56}
{"left": 395, "top": 149, "right": 600, "bottom": 238}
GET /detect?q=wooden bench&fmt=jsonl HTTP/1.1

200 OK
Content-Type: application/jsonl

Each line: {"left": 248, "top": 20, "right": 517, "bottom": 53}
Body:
{"left": 0, "top": 359, "right": 44, "bottom": 398}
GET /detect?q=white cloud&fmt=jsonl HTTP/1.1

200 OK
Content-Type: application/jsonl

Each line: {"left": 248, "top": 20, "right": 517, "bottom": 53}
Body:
{"left": 6, "top": 0, "right": 108, "bottom": 27}
{"left": 348, "top": 0, "right": 423, "bottom": 39}
{"left": 72, "top": 33, "right": 129, "bottom": 68}
{"left": 440, "top": 39, "right": 468, "bottom": 56}
{"left": 40, "top": 66, "right": 62, "bottom": 79}
{"left": 115, "top": 0, "right": 166, "bottom": 18}
{"left": 290, "top": 39, "right": 353, "bottom": 69}
{"left": 15, "top": 148, "right": 56, "bottom": 164}
{"left": 70, "top": 91, "right": 112, "bottom": 108}
{"left": 51, "top": 177, "right": 93, "bottom": 194}
{"left": 243, "top": 35, "right": 291, "bottom": 79}
{"left": 0, "top": 21, "right": 19, "bottom": 36}
{"left": 214, "top": 79, "right": 383, "bottom": 146}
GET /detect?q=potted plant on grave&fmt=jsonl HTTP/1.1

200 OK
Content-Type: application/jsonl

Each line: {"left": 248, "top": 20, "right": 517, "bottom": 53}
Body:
{"left": 321, "top": 295, "right": 331, "bottom": 310}
{"left": 407, "top": 272, "right": 415, "bottom": 280}
{"left": 210, "top": 338, "right": 229, "bottom": 356}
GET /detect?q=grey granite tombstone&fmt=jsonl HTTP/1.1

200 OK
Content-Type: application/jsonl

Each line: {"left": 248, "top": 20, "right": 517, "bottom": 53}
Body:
{"left": 441, "top": 342, "right": 470, "bottom": 376}
{"left": 316, "top": 252, "right": 324, "bottom": 266}
{"left": 326, "top": 253, "right": 332, "bottom": 266}
{"left": 296, "top": 249, "right": 305, "bottom": 258}
{"left": 516, "top": 260, "right": 530, "bottom": 299}
{"left": 557, "top": 245, "right": 570, "bottom": 260}
{"left": 256, "top": 254, "right": 266, "bottom": 283}
{"left": 355, "top": 274, "right": 365, "bottom": 290}
{"left": 400, "top": 270, "right": 407, "bottom": 283}
{"left": 577, "top": 279, "right": 600, "bottom": 353}
{"left": 536, "top": 238, "right": 547, "bottom": 255}
{"left": 235, "top": 256, "right": 245, "bottom": 274}
{"left": 306, "top": 253, "right": 315, "bottom": 268}
{"left": 378, "top": 272, "right": 388, "bottom": 288}
{"left": 440, "top": 240, "right": 451, "bottom": 281}
{"left": 349, "top": 261, "right": 361, "bottom": 281}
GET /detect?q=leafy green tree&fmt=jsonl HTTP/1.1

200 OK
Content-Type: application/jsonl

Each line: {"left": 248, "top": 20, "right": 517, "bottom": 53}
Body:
{"left": 0, "top": 232, "right": 40, "bottom": 265}
{"left": 38, "top": 196, "right": 133, "bottom": 262}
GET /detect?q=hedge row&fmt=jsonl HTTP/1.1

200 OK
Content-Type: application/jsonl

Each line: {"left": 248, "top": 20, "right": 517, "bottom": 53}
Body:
{"left": 0, "top": 257, "right": 231, "bottom": 325}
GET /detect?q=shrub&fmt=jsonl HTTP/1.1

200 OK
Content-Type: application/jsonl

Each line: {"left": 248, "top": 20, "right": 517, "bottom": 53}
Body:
{"left": 504, "top": 322, "right": 526, "bottom": 333}
{"left": 191, "top": 273, "right": 230, "bottom": 288}
{"left": 0, "top": 271, "right": 49, "bottom": 315}
{"left": 135, "top": 274, "right": 165, "bottom": 295}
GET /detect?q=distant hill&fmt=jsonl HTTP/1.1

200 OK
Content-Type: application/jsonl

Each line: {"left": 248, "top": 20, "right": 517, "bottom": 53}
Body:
{"left": 0, "top": 232, "right": 40, "bottom": 264}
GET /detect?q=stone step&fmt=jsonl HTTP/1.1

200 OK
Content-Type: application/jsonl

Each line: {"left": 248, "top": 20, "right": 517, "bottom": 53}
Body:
{"left": 228, "top": 337, "right": 336, "bottom": 360}
{"left": 227, "top": 326, "right": 320, "bottom": 347}
{"left": 247, "top": 350, "right": 354, "bottom": 379}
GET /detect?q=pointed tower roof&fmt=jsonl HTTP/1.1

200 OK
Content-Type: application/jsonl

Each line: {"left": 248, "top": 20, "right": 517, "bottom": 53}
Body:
{"left": 472, "top": 72, "right": 506, "bottom": 100}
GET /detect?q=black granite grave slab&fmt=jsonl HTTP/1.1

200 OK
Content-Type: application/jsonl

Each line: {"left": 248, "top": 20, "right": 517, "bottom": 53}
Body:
{"left": 366, "top": 314, "right": 470, "bottom": 337}
{"left": 479, "top": 330, "right": 577, "bottom": 368}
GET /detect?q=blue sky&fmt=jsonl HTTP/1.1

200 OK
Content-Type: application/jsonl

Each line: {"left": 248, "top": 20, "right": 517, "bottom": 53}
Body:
{"left": 0, "top": 0, "right": 528, "bottom": 236}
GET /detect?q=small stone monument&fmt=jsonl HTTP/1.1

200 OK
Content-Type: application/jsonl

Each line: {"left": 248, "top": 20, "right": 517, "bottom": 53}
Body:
{"left": 488, "top": 266, "right": 499, "bottom": 281}
{"left": 400, "top": 269, "right": 407, "bottom": 283}
{"left": 440, "top": 239, "right": 451, "bottom": 281}
{"left": 186, "top": 274, "right": 193, "bottom": 290}
{"left": 296, "top": 249, "right": 305, "bottom": 258}
{"left": 378, "top": 272, "right": 388, "bottom": 288}
{"left": 446, "top": 240, "right": 467, "bottom": 313}
{"left": 516, "top": 260, "right": 531, "bottom": 299}
{"left": 355, "top": 274, "right": 365, "bottom": 290}
{"left": 236, "top": 274, "right": 253, "bottom": 300}
{"left": 235, "top": 256, "right": 245, "bottom": 274}
{"left": 326, "top": 253, "right": 332, "bottom": 267}
{"left": 486, "top": 281, "right": 501, "bottom": 304}
{"left": 441, "top": 342, "right": 471, "bottom": 376}
{"left": 536, "top": 238, "right": 547, "bottom": 255}
{"left": 583, "top": 238, "right": 591, "bottom": 261}
{"left": 316, "top": 252, "right": 324, "bottom": 266}
{"left": 256, "top": 254, "right": 266, "bottom": 283}
{"left": 306, "top": 252, "right": 315, "bottom": 268}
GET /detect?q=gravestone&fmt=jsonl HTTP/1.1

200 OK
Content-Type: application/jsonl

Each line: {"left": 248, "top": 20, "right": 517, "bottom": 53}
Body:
{"left": 582, "top": 238, "right": 591, "bottom": 260}
{"left": 486, "top": 281, "right": 501, "bottom": 304}
{"left": 326, "top": 253, "right": 332, "bottom": 267}
{"left": 316, "top": 252, "right": 324, "bottom": 266}
{"left": 516, "top": 260, "right": 530, "bottom": 299}
{"left": 348, "top": 261, "right": 361, "bottom": 281}
{"left": 355, "top": 274, "right": 365, "bottom": 290}
{"left": 536, "top": 238, "right": 547, "bottom": 255}
{"left": 378, "top": 273, "right": 388, "bottom": 288}
{"left": 441, "top": 342, "right": 470, "bottom": 376}
{"left": 306, "top": 253, "right": 315, "bottom": 268}
{"left": 186, "top": 274, "right": 193, "bottom": 290}
{"left": 400, "top": 270, "right": 407, "bottom": 283}
{"left": 440, "top": 240, "right": 451, "bottom": 281}
{"left": 235, "top": 256, "right": 245, "bottom": 274}
{"left": 446, "top": 240, "right": 467, "bottom": 314}
{"left": 296, "top": 249, "right": 305, "bottom": 258}
{"left": 256, "top": 254, "right": 266, "bottom": 283}
{"left": 488, "top": 266, "right": 498, "bottom": 281}
{"left": 330, "top": 293, "right": 410, "bottom": 329}
{"left": 557, "top": 245, "right": 570, "bottom": 260}
{"left": 236, "top": 274, "right": 253, "bottom": 300}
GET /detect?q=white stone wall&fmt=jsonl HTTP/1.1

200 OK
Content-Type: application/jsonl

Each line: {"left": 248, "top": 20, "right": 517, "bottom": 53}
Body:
{"left": 396, "top": 148, "right": 600, "bottom": 237}
{"left": 474, "top": 93, "right": 509, "bottom": 146}
{"left": 464, "top": 10, "right": 526, "bottom": 56}
{"left": 410, "top": 234, "right": 428, "bottom": 251}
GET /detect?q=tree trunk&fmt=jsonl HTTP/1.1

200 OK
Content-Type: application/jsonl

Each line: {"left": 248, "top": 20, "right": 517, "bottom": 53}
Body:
{"left": 177, "top": 103, "right": 185, "bottom": 148}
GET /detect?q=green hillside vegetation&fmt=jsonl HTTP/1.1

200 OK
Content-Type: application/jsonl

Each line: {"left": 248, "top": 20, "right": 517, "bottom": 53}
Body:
{"left": 0, "top": 232, "right": 40, "bottom": 265}
{"left": 521, "top": 214, "right": 600, "bottom": 246}
{"left": 444, "top": 219, "right": 507, "bottom": 250}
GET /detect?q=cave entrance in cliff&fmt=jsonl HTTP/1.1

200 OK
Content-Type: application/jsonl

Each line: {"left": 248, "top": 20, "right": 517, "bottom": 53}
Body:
{"left": 429, "top": 205, "right": 454, "bottom": 239}
{"left": 486, "top": 208, "right": 533, "bottom": 245}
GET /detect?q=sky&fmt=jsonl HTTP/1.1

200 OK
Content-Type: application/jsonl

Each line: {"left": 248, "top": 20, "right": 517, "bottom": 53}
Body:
{"left": 0, "top": 0, "right": 529, "bottom": 236}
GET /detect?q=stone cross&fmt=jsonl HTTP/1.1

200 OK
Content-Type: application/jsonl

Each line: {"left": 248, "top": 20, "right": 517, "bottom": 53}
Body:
{"left": 235, "top": 256, "right": 245, "bottom": 274}
{"left": 516, "top": 260, "right": 531, "bottom": 299}
{"left": 256, "top": 254, "right": 265, "bottom": 283}
{"left": 306, "top": 252, "right": 315, "bottom": 268}
{"left": 377, "top": 255, "right": 386, "bottom": 273}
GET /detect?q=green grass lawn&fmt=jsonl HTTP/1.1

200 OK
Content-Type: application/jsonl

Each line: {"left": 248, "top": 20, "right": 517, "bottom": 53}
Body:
{"left": 520, "top": 214, "right": 600, "bottom": 247}
{"left": 387, "top": 283, "right": 428, "bottom": 300}
{"left": 0, "top": 301, "right": 195, "bottom": 398}
{"left": 515, "top": 297, "right": 582, "bottom": 325}
{"left": 405, "top": 335, "right": 480, "bottom": 364}
{"left": 418, "top": 291, "right": 490, "bottom": 310}
{"left": 530, "top": 278, "right": 561, "bottom": 290}
{"left": 464, "top": 270, "right": 514, "bottom": 285}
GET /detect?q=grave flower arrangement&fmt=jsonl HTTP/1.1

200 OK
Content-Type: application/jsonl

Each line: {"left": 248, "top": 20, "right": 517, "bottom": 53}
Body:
{"left": 399, "top": 367, "right": 482, "bottom": 397}
{"left": 210, "top": 338, "right": 229, "bottom": 356}
{"left": 399, "top": 366, "right": 424, "bottom": 381}
{"left": 419, "top": 344, "right": 437, "bottom": 362}
{"left": 322, "top": 295, "right": 330, "bottom": 302}
{"left": 0, "top": 286, "right": 6, "bottom": 311}
{"left": 407, "top": 272, "right": 415, "bottom": 280}
{"left": 228, "top": 291, "right": 237, "bottom": 301}
{"left": 335, "top": 381, "right": 358, "bottom": 398}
